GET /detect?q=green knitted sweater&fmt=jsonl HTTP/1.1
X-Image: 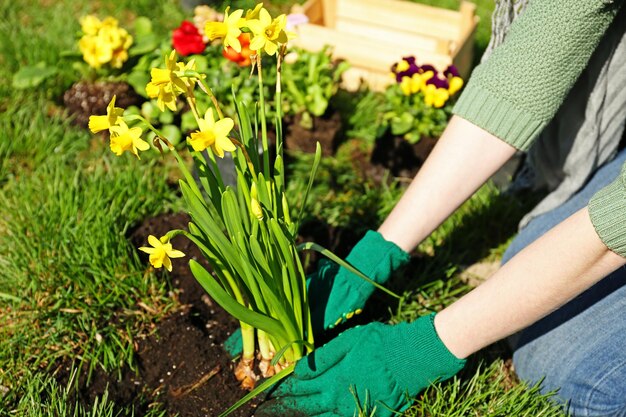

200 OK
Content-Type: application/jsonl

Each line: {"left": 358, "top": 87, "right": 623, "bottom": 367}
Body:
{"left": 453, "top": 0, "right": 626, "bottom": 257}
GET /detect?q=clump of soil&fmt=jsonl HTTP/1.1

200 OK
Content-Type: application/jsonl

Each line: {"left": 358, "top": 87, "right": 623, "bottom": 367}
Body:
{"left": 63, "top": 81, "right": 140, "bottom": 128}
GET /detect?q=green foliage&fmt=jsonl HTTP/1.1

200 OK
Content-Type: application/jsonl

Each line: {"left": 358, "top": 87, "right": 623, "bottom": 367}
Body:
{"left": 281, "top": 46, "right": 350, "bottom": 128}
{"left": 287, "top": 151, "right": 403, "bottom": 233}
{"left": 348, "top": 85, "right": 452, "bottom": 145}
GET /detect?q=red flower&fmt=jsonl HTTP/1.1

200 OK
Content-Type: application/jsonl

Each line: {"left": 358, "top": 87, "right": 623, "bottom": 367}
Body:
{"left": 222, "top": 33, "right": 253, "bottom": 67}
{"left": 172, "top": 21, "right": 206, "bottom": 56}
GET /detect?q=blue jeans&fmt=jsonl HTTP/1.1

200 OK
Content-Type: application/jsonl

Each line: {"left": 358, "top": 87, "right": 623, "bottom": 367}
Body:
{"left": 501, "top": 148, "right": 626, "bottom": 417}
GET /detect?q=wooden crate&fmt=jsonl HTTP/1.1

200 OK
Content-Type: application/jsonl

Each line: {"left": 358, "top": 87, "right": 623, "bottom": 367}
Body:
{"left": 290, "top": 0, "right": 478, "bottom": 91}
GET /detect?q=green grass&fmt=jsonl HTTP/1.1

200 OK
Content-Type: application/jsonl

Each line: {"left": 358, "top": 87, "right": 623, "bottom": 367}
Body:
{"left": 1, "top": 369, "right": 167, "bottom": 417}
{"left": 0, "top": 0, "right": 568, "bottom": 415}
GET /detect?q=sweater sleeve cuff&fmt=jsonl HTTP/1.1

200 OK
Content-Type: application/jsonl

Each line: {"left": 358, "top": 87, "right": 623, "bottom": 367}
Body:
{"left": 588, "top": 167, "right": 626, "bottom": 258}
{"left": 452, "top": 84, "right": 547, "bottom": 151}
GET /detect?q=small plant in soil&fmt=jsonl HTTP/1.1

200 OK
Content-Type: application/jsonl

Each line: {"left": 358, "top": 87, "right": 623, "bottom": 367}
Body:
{"left": 87, "top": 5, "right": 379, "bottom": 414}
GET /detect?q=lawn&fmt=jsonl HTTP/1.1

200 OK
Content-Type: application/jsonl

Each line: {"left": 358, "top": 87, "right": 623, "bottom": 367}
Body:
{"left": 0, "top": 0, "right": 567, "bottom": 416}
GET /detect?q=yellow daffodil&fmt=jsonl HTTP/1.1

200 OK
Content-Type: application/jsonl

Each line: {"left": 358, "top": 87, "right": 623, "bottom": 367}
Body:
{"left": 448, "top": 76, "right": 464, "bottom": 95}
{"left": 147, "top": 83, "right": 178, "bottom": 112}
{"left": 423, "top": 84, "right": 450, "bottom": 108}
{"left": 109, "top": 120, "right": 149, "bottom": 158}
{"left": 188, "top": 109, "right": 236, "bottom": 157}
{"left": 139, "top": 235, "right": 185, "bottom": 272}
{"left": 247, "top": 8, "right": 288, "bottom": 56}
{"left": 145, "top": 52, "right": 201, "bottom": 111}
{"left": 205, "top": 7, "right": 244, "bottom": 52}
{"left": 80, "top": 15, "right": 102, "bottom": 36}
{"left": 88, "top": 95, "right": 124, "bottom": 133}
{"left": 244, "top": 3, "right": 263, "bottom": 21}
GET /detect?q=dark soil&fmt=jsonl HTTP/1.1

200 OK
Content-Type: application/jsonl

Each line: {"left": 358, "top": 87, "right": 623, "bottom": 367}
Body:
{"left": 63, "top": 81, "right": 140, "bottom": 128}
{"left": 283, "top": 111, "right": 342, "bottom": 156}
{"left": 371, "top": 134, "right": 438, "bottom": 180}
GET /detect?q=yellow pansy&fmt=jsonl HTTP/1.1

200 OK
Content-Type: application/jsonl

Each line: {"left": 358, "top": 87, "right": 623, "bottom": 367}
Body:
{"left": 80, "top": 15, "right": 102, "bottom": 36}
{"left": 88, "top": 95, "right": 124, "bottom": 133}
{"left": 399, "top": 74, "right": 423, "bottom": 96}
{"left": 139, "top": 235, "right": 185, "bottom": 272}
{"left": 395, "top": 59, "right": 410, "bottom": 73}
{"left": 205, "top": 7, "right": 244, "bottom": 52}
{"left": 247, "top": 8, "right": 288, "bottom": 56}
{"left": 448, "top": 76, "right": 464, "bottom": 95}
{"left": 109, "top": 120, "right": 150, "bottom": 158}
{"left": 423, "top": 84, "right": 450, "bottom": 108}
{"left": 188, "top": 109, "right": 236, "bottom": 157}
{"left": 79, "top": 35, "right": 113, "bottom": 69}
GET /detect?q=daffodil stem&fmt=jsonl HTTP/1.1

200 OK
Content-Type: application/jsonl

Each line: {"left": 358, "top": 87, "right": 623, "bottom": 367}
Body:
{"left": 231, "top": 138, "right": 256, "bottom": 177}
{"left": 186, "top": 93, "right": 201, "bottom": 125}
{"left": 256, "top": 53, "right": 270, "bottom": 179}
{"left": 241, "top": 321, "right": 255, "bottom": 361}
{"left": 197, "top": 77, "right": 225, "bottom": 120}
{"left": 275, "top": 45, "right": 286, "bottom": 166}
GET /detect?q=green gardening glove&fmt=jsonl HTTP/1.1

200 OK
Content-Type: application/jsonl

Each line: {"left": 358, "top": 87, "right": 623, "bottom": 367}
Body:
{"left": 308, "top": 230, "right": 410, "bottom": 331}
{"left": 256, "top": 313, "right": 466, "bottom": 417}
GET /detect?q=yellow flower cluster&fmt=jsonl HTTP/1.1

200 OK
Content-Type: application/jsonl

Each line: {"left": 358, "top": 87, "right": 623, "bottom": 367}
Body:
{"left": 146, "top": 51, "right": 200, "bottom": 112}
{"left": 391, "top": 57, "right": 464, "bottom": 108}
{"left": 78, "top": 15, "right": 133, "bottom": 69}
{"left": 88, "top": 96, "right": 149, "bottom": 159}
{"left": 205, "top": 4, "right": 291, "bottom": 56}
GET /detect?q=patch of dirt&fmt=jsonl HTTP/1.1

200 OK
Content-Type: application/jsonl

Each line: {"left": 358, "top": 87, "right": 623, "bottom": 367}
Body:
{"left": 370, "top": 134, "right": 438, "bottom": 180}
{"left": 63, "top": 81, "right": 140, "bottom": 128}
{"left": 283, "top": 111, "right": 342, "bottom": 156}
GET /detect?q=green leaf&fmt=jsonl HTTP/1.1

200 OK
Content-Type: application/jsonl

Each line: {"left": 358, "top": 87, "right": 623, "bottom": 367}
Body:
{"left": 295, "top": 142, "right": 322, "bottom": 232}
{"left": 297, "top": 242, "right": 401, "bottom": 299}
{"left": 129, "top": 33, "right": 160, "bottom": 57}
{"left": 127, "top": 70, "right": 150, "bottom": 97}
{"left": 133, "top": 16, "right": 153, "bottom": 36}
{"left": 390, "top": 112, "right": 414, "bottom": 135}
{"left": 189, "top": 260, "right": 288, "bottom": 338}
{"left": 12, "top": 63, "right": 58, "bottom": 89}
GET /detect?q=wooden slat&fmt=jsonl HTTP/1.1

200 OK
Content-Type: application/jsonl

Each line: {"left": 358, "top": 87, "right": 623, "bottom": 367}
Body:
{"left": 291, "top": 23, "right": 451, "bottom": 73}
{"left": 335, "top": 0, "right": 463, "bottom": 41}
{"left": 292, "top": 0, "right": 324, "bottom": 25}
{"left": 334, "top": 19, "right": 447, "bottom": 54}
